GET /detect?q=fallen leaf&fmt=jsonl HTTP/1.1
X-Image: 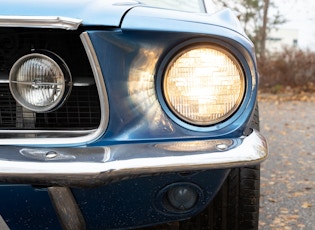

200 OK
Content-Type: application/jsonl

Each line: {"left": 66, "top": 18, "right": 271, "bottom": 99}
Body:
{"left": 301, "top": 202, "right": 312, "bottom": 208}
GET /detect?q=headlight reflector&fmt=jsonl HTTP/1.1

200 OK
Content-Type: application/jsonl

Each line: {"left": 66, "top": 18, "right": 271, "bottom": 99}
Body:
{"left": 9, "top": 52, "right": 71, "bottom": 112}
{"left": 163, "top": 45, "right": 245, "bottom": 126}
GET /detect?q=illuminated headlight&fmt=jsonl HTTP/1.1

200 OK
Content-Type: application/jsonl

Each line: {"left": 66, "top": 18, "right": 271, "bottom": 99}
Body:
{"left": 163, "top": 45, "right": 245, "bottom": 126}
{"left": 9, "top": 51, "right": 72, "bottom": 112}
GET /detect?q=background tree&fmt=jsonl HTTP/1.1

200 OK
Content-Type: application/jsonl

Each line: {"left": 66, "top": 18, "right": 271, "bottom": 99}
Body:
{"left": 213, "top": 0, "right": 285, "bottom": 57}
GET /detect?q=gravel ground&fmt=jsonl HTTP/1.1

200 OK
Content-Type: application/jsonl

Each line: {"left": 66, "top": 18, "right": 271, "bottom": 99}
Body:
{"left": 259, "top": 99, "right": 315, "bottom": 229}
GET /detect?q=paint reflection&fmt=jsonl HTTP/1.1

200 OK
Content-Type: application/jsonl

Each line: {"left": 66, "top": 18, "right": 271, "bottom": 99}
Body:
{"left": 128, "top": 46, "right": 175, "bottom": 133}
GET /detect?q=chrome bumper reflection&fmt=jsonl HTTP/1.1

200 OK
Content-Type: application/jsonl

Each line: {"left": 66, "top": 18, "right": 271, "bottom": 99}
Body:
{"left": 0, "top": 130, "right": 267, "bottom": 187}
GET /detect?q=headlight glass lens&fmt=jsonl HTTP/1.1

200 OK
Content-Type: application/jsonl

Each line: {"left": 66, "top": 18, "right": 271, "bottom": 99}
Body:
{"left": 164, "top": 45, "right": 245, "bottom": 126}
{"left": 9, "top": 53, "right": 69, "bottom": 112}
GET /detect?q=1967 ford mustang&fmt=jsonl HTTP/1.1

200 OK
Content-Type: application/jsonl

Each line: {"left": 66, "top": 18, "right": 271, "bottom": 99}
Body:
{"left": 0, "top": 0, "right": 268, "bottom": 229}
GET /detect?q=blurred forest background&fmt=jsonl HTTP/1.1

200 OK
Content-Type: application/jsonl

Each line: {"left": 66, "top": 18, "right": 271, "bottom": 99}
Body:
{"left": 214, "top": 0, "right": 315, "bottom": 96}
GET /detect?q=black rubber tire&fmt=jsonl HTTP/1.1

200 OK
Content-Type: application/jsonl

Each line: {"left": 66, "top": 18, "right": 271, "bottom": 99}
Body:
{"left": 179, "top": 105, "right": 261, "bottom": 230}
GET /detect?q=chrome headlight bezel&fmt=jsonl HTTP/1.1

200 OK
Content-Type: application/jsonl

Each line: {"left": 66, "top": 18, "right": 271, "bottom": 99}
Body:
{"left": 9, "top": 50, "right": 72, "bottom": 113}
{"left": 156, "top": 38, "right": 252, "bottom": 131}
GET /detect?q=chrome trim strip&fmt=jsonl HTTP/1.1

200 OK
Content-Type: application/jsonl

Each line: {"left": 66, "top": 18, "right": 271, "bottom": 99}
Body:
{"left": 0, "top": 16, "right": 82, "bottom": 30}
{"left": 0, "top": 130, "right": 268, "bottom": 187}
{"left": 0, "top": 129, "right": 95, "bottom": 134}
{"left": 73, "top": 77, "right": 95, "bottom": 86}
{"left": 0, "top": 32, "right": 109, "bottom": 146}
{"left": 79, "top": 32, "right": 110, "bottom": 142}
{"left": 0, "top": 72, "right": 9, "bottom": 83}
{"left": 2, "top": 73, "right": 94, "bottom": 86}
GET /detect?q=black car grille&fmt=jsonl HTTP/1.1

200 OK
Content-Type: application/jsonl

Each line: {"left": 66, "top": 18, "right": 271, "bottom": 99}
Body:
{"left": 0, "top": 28, "right": 101, "bottom": 134}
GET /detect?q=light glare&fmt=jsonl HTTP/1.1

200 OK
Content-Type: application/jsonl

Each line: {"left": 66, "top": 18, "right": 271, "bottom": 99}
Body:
{"left": 164, "top": 46, "right": 245, "bottom": 125}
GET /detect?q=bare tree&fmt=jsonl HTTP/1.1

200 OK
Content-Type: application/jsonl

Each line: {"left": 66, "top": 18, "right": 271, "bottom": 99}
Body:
{"left": 260, "top": 0, "right": 270, "bottom": 58}
{"left": 213, "top": 0, "right": 285, "bottom": 57}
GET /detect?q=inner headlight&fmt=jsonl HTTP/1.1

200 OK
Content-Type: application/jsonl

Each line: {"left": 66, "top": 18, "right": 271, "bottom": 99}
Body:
{"left": 163, "top": 45, "right": 245, "bottom": 126}
{"left": 9, "top": 51, "right": 72, "bottom": 113}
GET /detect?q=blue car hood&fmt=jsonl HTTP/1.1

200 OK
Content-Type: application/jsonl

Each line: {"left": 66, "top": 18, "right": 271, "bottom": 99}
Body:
{"left": 0, "top": 0, "right": 139, "bottom": 27}
{"left": 0, "top": 0, "right": 248, "bottom": 39}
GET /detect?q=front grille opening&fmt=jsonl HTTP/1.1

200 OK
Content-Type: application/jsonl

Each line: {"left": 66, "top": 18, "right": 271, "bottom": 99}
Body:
{"left": 0, "top": 84, "right": 16, "bottom": 128}
{"left": 0, "top": 28, "right": 102, "bottom": 136}
{"left": 36, "top": 86, "right": 100, "bottom": 129}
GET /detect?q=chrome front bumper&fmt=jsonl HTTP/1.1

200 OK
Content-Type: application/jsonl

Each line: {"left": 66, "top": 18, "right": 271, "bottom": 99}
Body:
{"left": 0, "top": 130, "right": 267, "bottom": 187}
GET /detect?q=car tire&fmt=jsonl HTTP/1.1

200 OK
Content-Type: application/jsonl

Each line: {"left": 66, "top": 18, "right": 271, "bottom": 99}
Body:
{"left": 179, "top": 104, "right": 261, "bottom": 230}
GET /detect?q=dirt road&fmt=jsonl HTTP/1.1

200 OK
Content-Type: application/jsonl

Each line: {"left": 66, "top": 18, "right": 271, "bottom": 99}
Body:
{"left": 259, "top": 99, "right": 315, "bottom": 229}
